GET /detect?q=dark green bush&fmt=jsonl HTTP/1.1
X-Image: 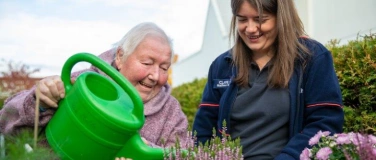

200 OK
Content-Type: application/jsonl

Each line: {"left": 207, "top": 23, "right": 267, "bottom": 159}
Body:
{"left": 0, "top": 98, "right": 5, "bottom": 110}
{"left": 171, "top": 78, "right": 207, "bottom": 126}
{"left": 327, "top": 33, "right": 376, "bottom": 133}
{"left": 343, "top": 106, "right": 376, "bottom": 134}
{"left": 327, "top": 33, "right": 376, "bottom": 111}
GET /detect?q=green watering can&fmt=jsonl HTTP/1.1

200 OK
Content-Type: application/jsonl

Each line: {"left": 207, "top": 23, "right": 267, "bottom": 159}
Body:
{"left": 45, "top": 53, "right": 167, "bottom": 160}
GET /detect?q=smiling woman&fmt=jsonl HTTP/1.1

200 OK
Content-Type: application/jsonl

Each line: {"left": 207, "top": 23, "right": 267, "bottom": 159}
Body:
{"left": 192, "top": 0, "right": 344, "bottom": 159}
{"left": 0, "top": 22, "right": 189, "bottom": 159}
{"left": 114, "top": 26, "right": 172, "bottom": 103}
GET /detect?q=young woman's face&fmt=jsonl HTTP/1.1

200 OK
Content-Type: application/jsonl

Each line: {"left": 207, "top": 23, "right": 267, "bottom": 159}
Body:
{"left": 236, "top": 1, "right": 277, "bottom": 56}
{"left": 115, "top": 35, "right": 171, "bottom": 103}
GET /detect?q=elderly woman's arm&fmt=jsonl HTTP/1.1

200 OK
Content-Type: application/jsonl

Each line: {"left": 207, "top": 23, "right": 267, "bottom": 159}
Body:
{"left": 0, "top": 86, "right": 54, "bottom": 134}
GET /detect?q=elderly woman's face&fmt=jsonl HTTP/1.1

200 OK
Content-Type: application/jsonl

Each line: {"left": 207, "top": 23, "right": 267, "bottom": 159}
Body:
{"left": 115, "top": 35, "right": 171, "bottom": 103}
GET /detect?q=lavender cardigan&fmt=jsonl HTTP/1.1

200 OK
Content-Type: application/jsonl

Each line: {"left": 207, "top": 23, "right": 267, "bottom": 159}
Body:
{"left": 0, "top": 50, "right": 189, "bottom": 148}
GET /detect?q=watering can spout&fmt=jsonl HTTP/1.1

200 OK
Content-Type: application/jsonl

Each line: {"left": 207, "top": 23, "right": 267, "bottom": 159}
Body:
{"left": 116, "top": 134, "right": 164, "bottom": 160}
{"left": 116, "top": 134, "right": 192, "bottom": 160}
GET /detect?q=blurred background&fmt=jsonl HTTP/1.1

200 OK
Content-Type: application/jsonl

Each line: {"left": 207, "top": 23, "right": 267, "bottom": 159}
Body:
{"left": 1, "top": 0, "right": 376, "bottom": 92}
{"left": 0, "top": 0, "right": 209, "bottom": 77}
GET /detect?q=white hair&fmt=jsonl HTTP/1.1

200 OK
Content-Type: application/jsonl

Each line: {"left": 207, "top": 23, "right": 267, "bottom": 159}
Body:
{"left": 114, "top": 22, "right": 174, "bottom": 61}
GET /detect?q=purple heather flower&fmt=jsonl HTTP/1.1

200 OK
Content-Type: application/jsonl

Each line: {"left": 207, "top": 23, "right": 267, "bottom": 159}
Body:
{"left": 316, "top": 147, "right": 333, "bottom": 160}
{"left": 299, "top": 148, "right": 311, "bottom": 160}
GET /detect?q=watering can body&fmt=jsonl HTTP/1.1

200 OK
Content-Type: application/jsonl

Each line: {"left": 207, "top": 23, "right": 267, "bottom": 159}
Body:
{"left": 45, "top": 53, "right": 165, "bottom": 160}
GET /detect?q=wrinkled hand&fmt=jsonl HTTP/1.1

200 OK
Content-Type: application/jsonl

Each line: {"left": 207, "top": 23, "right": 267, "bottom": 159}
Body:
{"left": 35, "top": 75, "right": 74, "bottom": 108}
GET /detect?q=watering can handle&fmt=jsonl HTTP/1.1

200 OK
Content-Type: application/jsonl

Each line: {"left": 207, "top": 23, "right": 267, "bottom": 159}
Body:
{"left": 60, "top": 52, "right": 144, "bottom": 122}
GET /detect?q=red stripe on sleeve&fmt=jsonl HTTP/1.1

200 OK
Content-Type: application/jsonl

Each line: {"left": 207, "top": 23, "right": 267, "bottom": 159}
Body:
{"left": 307, "top": 103, "right": 342, "bottom": 108}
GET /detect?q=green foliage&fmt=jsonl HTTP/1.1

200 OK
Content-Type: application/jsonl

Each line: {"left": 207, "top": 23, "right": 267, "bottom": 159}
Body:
{"left": 343, "top": 106, "right": 376, "bottom": 134}
{"left": 171, "top": 78, "right": 207, "bottom": 126}
{"left": 0, "top": 98, "right": 4, "bottom": 110}
{"left": 1, "top": 129, "right": 59, "bottom": 160}
{"left": 326, "top": 33, "right": 376, "bottom": 134}
{"left": 327, "top": 33, "right": 376, "bottom": 111}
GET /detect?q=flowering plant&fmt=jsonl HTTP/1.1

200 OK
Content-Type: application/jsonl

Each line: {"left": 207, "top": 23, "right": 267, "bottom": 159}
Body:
{"left": 164, "top": 121, "right": 243, "bottom": 160}
{"left": 300, "top": 131, "right": 376, "bottom": 160}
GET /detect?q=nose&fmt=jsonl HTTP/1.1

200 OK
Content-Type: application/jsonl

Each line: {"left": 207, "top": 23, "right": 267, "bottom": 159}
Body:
{"left": 148, "top": 66, "right": 160, "bottom": 81}
{"left": 246, "top": 21, "right": 259, "bottom": 33}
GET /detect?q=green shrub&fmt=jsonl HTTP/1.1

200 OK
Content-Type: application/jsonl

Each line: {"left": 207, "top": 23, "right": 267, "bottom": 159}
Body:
{"left": 327, "top": 33, "right": 376, "bottom": 134}
{"left": 1, "top": 129, "right": 58, "bottom": 160}
{"left": 172, "top": 78, "right": 207, "bottom": 126}
{"left": 0, "top": 98, "right": 4, "bottom": 110}
{"left": 327, "top": 33, "right": 376, "bottom": 111}
{"left": 343, "top": 106, "right": 376, "bottom": 134}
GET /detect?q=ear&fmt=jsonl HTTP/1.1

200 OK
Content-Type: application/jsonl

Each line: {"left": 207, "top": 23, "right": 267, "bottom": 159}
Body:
{"left": 115, "top": 47, "right": 124, "bottom": 70}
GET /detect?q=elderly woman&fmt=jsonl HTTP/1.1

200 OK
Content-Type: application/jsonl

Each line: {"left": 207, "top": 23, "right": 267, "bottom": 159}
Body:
{"left": 0, "top": 22, "right": 188, "bottom": 149}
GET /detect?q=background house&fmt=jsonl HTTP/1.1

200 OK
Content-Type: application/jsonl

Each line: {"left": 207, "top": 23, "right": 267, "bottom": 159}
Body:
{"left": 171, "top": 0, "right": 376, "bottom": 87}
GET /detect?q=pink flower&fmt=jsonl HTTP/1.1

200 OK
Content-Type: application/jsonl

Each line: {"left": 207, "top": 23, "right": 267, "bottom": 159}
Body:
{"left": 299, "top": 148, "right": 311, "bottom": 160}
{"left": 368, "top": 135, "right": 376, "bottom": 144}
{"left": 335, "top": 133, "right": 351, "bottom": 145}
{"left": 309, "top": 130, "right": 331, "bottom": 146}
{"left": 302, "top": 131, "right": 376, "bottom": 160}
{"left": 322, "top": 131, "right": 331, "bottom": 137}
{"left": 316, "top": 147, "right": 332, "bottom": 160}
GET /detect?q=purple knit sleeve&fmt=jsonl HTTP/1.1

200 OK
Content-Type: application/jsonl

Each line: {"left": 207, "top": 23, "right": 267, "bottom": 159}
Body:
{"left": 0, "top": 86, "right": 54, "bottom": 134}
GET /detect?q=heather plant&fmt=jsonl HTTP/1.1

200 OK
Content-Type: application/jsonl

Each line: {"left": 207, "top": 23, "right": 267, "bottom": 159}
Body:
{"left": 164, "top": 121, "right": 243, "bottom": 160}
{"left": 300, "top": 130, "right": 376, "bottom": 160}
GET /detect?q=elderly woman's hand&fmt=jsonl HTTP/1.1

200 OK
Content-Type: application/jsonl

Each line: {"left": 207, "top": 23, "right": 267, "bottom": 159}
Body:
{"left": 35, "top": 75, "right": 75, "bottom": 109}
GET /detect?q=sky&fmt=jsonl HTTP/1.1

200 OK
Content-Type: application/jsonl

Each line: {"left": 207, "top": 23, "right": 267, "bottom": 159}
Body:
{"left": 0, "top": 0, "right": 209, "bottom": 77}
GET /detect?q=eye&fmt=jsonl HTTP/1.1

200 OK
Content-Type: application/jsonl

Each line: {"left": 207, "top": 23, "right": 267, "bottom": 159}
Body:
{"left": 160, "top": 67, "right": 168, "bottom": 71}
{"left": 142, "top": 62, "right": 152, "bottom": 66}
{"left": 255, "top": 16, "right": 268, "bottom": 23}
{"left": 237, "top": 18, "right": 247, "bottom": 22}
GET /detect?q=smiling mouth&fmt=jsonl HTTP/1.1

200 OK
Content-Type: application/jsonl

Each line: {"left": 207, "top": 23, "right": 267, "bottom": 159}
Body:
{"left": 248, "top": 33, "right": 263, "bottom": 39}
{"left": 139, "top": 81, "right": 153, "bottom": 88}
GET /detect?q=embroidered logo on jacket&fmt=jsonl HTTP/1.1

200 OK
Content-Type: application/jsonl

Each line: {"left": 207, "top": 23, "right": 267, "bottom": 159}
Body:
{"left": 213, "top": 79, "right": 230, "bottom": 88}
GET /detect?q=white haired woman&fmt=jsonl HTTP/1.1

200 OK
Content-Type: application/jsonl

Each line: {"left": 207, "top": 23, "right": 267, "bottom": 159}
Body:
{"left": 0, "top": 22, "right": 188, "bottom": 152}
